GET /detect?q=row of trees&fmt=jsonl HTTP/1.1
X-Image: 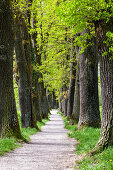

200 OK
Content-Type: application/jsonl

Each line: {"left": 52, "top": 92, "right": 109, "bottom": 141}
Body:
{"left": 30, "top": 0, "right": 113, "bottom": 154}
{"left": 0, "top": 0, "right": 59, "bottom": 139}
{"left": 1, "top": 0, "right": 113, "bottom": 154}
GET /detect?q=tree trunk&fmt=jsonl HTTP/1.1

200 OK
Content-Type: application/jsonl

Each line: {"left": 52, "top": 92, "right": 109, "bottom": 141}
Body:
{"left": 59, "top": 96, "right": 63, "bottom": 113}
{"left": 0, "top": 0, "right": 22, "bottom": 138}
{"left": 38, "top": 79, "right": 50, "bottom": 119}
{"left": 32, "top": 78, "right": 42, "bottom": 122}
{"left": 60, "top": 85, "right": 68, "bottom": 116}
{"left": 14, "top": 12, "right": 37, "bottom": 128}
{"left": 67, "top": 38, "right": 76, "bottom": 119}
{"left": 90, "top": 20, "right": 113, "bottom": 154}
{"left": 73, "top": 58, "right": 80, "bottom": 122}
{"left": 78, "top": 30, "right": 100, "bottom": 128}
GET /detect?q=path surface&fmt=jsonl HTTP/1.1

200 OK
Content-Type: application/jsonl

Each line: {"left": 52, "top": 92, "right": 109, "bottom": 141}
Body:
{"left": 0, "top": 110, "right": 78, "bottom": 170}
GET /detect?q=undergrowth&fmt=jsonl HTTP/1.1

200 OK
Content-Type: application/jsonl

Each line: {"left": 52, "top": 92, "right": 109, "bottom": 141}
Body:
{"left": 58, "top": 109, "right": 113, "bottom": 170}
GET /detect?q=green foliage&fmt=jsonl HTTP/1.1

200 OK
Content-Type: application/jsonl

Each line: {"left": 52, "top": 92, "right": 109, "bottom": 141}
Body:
{"left": 58, "top": 0, "right": 113, "bottom": 31}
{"left": 12, "top": 0, "right": 113, "bottom": 97}
{"left": 30, "top": 0, "right": 72, "bottom": 97}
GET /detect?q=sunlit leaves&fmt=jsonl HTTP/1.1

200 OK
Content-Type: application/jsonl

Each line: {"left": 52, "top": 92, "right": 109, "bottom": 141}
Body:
{"left": 57, "top": 0, "right": 113, "bottom": 34}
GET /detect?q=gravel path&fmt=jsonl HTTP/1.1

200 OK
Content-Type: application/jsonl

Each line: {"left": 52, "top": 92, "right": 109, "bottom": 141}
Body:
{"left": 0, "top": 110, "right": 78, "bottom": 170}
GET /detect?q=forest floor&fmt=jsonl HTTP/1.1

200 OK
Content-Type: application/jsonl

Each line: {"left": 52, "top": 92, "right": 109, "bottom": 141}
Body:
{"left": 0, "top": 109, "right": 82, "bottom": 170}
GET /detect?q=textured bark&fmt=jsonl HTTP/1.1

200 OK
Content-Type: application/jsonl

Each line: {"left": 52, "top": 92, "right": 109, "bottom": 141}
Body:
{"left": 73, "top": 59, "right": 80, "bottom": 122}
{"left": 64, "top": 97, "right": 68, "bottom": 117}
{"left": 90, "top": 20, "right": 113, "bottom": 154}
{"left": 67, "top": 38, "right": 76, "bottom": 118}
{"left": 0, "top": 0, "right": 22, "bottom": 138}
{"left": 32, "top": 79, "right": 42, "bottom": 122}
{"left": 78, "top": 30, "right": 100, "bottom": 128}
{"left": 15, "top": 12, "right": 37, "bottom": 128}
{"left": 38, "top": 80, "right": 50, "bottom": 119}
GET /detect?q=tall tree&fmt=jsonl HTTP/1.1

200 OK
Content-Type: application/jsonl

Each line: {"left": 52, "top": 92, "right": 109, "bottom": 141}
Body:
{"left": 72, "top": 51, "right": 80, "bottom": 122}
{"left": 67, "top": 37, "right": 76, "bottom": 119}
{"left": 0, "top": 0, "right": 22, "bottom": 138}
{"left": 14, "top": 11, "right": 37, "bottom": 128}
{"left": 78, "top": 30, "right": 100, "bottom": 128}
{"left": 91, "top": 19, "right": 113, "bottom": 153}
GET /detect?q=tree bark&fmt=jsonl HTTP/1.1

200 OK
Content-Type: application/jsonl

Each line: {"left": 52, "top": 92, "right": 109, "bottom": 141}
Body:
{"left": 78, "top": 30, "right": 100, "bottom": 128}
{"left": 0, "top": 0, "right": 22, "bottom": 138}
{"left": 14, "top": 12, "right": 37, "bottom": 128}
{"left": 90, "top": 20, "right": 113, "bottom": 153}
{"left": 67, "top": 38, "right": 76, "bottom": 119}
{"left": 32, "top": 78, "right": 42, "bottom": 122}
{"left": 60, "top": 85, "right": 68, "bottom": 116}
{"left": 73, "top": 58, "right": 80, "bottom": 122}
{"left": 38, "top": 79, "right": 50, "bottom": 119}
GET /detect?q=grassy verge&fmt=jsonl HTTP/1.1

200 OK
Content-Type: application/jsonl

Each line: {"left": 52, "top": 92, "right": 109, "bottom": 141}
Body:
{"left": 17, "top": 109, "right": 49, "bottom": 141}
{"left": 0, "top": 112, "right": 49, "bottom": 156}
{"left": 0, "top": 138, "right": 21, "bottom": 156}
{"left": 21, "top": 118, "right": 49, "bottom": 141}
{"left": 58, "top": 110, "right": 113, "bottom": 170}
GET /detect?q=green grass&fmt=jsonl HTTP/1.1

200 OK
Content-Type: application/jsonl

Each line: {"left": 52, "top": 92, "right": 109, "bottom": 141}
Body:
{"left": 78, "top": 147, "right": 113, "bottom": 170}
{"left": 17, "top": 109, "right": 50, "bottom": 141}
{"left": 21, "top": 117, "right": 49, "bottom": 141}
{"left": 20, "top": 117, "right": 49, "bottom": 141}
{"left": 60, "top": 108, "right": 113, "bottom": 170}
{"left": 0, "top": 138, "right": 21, "bottom": 156}
{"left": 63, "top": 116, "right": 100, "bottom": 154}
{"left": 0, "top": 110, "right": 50, "bottom": 156}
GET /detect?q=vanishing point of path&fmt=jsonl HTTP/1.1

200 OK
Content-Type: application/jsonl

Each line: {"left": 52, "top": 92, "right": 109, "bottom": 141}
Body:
{"left": 0, "top": 110, "right": 78, "bottom": 170}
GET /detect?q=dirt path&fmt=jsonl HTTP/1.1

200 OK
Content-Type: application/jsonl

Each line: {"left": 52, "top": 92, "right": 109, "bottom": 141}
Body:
{"left": 0, "top": 110, "right": 78, "bottom": 170}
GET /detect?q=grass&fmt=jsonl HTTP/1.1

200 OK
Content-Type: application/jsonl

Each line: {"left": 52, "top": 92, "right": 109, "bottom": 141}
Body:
{"left": 18, "top": 109, "right": 49, "bottom": 141}
{"left": 77, "top": 147, "right": 113, "bottom": 170}
{"left": 59, "top": 108, "right": 113, "bottom": 170}
{"left": 0, "top": 110, "right": 50, "bottom": 156}
{"left": 63, "top": 115, "right": 100, "bottom": 154}
{"left": 21, "top": 118, "right": 49, "bottom": 141}
{"left": 0, "top": 138, "right": 21, "bottom": 156}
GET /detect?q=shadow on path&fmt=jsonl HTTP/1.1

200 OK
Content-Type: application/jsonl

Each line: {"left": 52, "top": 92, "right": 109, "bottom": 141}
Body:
{"left": 0, "top": 109, "right": 77, "bottom": 170}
